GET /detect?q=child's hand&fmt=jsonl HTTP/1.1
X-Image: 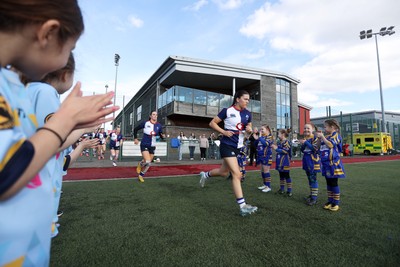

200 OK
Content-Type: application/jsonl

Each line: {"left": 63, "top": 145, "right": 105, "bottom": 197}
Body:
{"left": 79, "top": 138, "right": 99, "bottom": 149}
{"left": 271, "top": 144, "right": 278, "bottom": 150}
{"left": 299, "top": 139, "right": 305, "bottom": 144}
{"left": 57, "top": 82, "right": 120, "bottom": 130}
{"left": 315, "top": 131, "right": 324, "bottom": 138}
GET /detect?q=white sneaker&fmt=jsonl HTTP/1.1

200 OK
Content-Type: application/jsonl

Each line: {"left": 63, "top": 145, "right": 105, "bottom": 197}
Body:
{"left": 261, "top": 186, "right": 271, "bottom": 193}
{"left": 199, "top": 171, "right": 207, "bottom": 188}
{"left": 258, "top": 185, "right": 267, "bottom": 190}
{"left": 240, "top": 204, "right": 258, "bottom": 216}
{"left": 112, "top": 161, "right": 117, "bottom": 167}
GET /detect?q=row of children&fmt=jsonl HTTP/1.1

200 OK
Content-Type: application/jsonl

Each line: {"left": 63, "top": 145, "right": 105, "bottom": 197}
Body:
{"left": 204, "top": 119, "right": 346, "bottom": 212}
{"left": 257, "top": 120, "right": 345, "bottom": 210}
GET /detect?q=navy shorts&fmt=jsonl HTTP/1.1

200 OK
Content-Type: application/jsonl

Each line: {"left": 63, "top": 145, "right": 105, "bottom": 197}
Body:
{"left": 140, "top": 144, "right": 156, "bottom": 154}
{"left": 109, "top": 144, "right": 120, "bottom": 150}
{"left": 219, "top": 143, "right": 240, "bottom": 158}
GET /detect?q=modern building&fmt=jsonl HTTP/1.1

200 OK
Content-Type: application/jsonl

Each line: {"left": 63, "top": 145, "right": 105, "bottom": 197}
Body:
{"left": 114, "top": 56, "right": 302, "bottom": 156}
{"left": 311, "top": 110, "right": 400, "bottom": 149}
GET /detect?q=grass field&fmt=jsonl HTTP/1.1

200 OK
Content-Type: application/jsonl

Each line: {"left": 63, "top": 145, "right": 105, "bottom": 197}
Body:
{"left": 51, "top": 161, "right": 400, "bottom": 266}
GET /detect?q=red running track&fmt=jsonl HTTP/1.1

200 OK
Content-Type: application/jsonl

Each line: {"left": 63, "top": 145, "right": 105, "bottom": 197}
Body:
{"left": 64, "top": 155, "right": 400, "bottom": 181}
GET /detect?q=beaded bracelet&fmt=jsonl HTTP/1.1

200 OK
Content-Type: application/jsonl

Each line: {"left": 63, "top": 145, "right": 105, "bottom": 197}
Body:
{"left": 37, "top": 127, "right": 66, "bottom": 147}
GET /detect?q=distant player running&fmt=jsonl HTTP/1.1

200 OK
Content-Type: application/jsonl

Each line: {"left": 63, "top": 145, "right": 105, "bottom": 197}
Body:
{"left": 133, "top": 111, "right": 165, "bottom": 182}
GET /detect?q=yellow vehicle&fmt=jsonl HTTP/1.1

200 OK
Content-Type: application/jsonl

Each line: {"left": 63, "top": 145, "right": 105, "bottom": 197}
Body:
{"left": 352, "top": 132, "right": 393, "bottom": 155}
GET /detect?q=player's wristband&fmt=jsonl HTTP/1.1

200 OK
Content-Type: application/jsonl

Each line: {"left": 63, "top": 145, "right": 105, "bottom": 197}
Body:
{"left": 37, "top": 127, "right": 66, "bottom": 147}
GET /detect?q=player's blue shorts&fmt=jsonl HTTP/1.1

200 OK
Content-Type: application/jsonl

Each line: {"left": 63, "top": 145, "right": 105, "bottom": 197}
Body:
{"left": 219, "top": 143, "right": 240, "bottom": 158}
{"left": 140, "top": 144, "right": 156, "bottom": 154}
{"left": 109, "top": 144, "right": 120, "bottom": 150}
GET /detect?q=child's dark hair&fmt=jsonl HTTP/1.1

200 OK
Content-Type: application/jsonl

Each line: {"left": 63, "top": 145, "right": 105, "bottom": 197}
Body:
{"left": 279, "top": 128, "right": 291, "bottom": 138}
{"left": 0, "top": 0, "right": 84, "bottom": 44}
{"left": 42, "top": 53, "right": 75, "bottom": 83}
{"left": 324, "top": 119, "right": 340, "bottom": 132}
{"left": 231, "top": 90, "right": 249, "bottom": 106}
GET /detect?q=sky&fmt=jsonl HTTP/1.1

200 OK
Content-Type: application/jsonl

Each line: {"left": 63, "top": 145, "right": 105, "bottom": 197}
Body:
{"left": 69, "top": 0, "right": 400, "bottom": 125}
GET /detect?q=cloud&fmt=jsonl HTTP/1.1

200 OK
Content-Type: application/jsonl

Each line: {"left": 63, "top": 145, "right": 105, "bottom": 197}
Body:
{"left": 213, "top": 0, "right": 243, "bottom": 10}
{"left": 128, "top": 15, "right": 144, "bottom": 28}
{"left": 184, "top": 0, "right": 209, "bottom": 11}
{"left": 242, "top": 49, "right": 265, "bottom": 59}
{"left": 239, "top": 0, "right": 400, "bottom": 96}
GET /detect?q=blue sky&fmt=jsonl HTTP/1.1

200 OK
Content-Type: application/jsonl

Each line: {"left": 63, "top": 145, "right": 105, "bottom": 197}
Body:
{"left": 70, "top": 0, "right": 400, "bottom": 122}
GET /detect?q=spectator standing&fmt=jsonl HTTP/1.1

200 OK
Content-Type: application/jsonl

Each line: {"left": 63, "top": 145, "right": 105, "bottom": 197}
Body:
{"left": 208, "top": 133, "right": 216, "bottom": 159}
{"left": 248, "top": 127, "right": 258, "bottom": 166}
{"left": 199, "top": 134, "right": 209, "bottom": 161}
{"left": 177, "top": 131, "right": 187, "bottom": 160}
{"left": 292, "top": 134, "right": 300, "bottom": 157}
{"left": 188, "top": 132, "right": 197, "bottom": 160}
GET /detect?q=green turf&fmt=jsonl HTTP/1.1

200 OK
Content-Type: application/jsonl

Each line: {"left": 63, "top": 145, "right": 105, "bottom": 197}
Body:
{"left": 51, "top": 161, "right": 400, "bottom": 266}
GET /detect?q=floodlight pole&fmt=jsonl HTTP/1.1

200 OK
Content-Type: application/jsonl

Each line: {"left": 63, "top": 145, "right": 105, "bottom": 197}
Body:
{"left": 113, "top": 54, "right": 120, "bottom": 125}
{"left": 374, "top": 34, "right": 386, "bottom": 133}
{"left": 359, "top": 26, "right": 395, "bottom": 133}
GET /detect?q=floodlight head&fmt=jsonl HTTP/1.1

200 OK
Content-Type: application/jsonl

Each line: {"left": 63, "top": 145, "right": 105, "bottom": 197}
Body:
{"left": 366, "top": 29, "right": 373, "bottom": 38}
{"left": 360, "top": 30, "right": 366, "bottom": 39}
{"left": 387, "top": 26, "right": 395, "bottom": 31}
{"left": 114, "top": 53, "right": 120, "bottom": 66}
{"left": 389, "top": 30, "right": 395, "bottom": 36}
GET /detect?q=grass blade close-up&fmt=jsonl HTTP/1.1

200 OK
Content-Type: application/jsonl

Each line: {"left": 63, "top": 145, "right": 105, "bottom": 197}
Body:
{"left": 51, "top": 161, "right": 400, "bottom": 266}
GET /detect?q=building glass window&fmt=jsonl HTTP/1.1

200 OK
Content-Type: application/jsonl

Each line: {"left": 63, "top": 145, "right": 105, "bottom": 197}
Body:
{"left": 177, "top": 86, "right": 193, "bottom": 103}
{"left": 157, "top": 86, "right": 261, "bottom": 114}
{"left": 166, "top": 89, "right": 173, "bottom": 105}
{"left": 137, "top": 105, "right": 142, "bottom": 121}
{"left": 276, "top": 78, "right": 291, "bottom": 129}
{"left": 194, "top": 89, "right": 206, "bottom": 105}
{"left": 207, "top": 92, "right": 220, "bottom": 107}
{"left": 220, "top": 94, "right": 232, "bottom": 108}
{"left": 129, "top": 113, "right": 133, "bottom": 125}
{"left": 252, "top": 100, "right": 261, "bottom": 113}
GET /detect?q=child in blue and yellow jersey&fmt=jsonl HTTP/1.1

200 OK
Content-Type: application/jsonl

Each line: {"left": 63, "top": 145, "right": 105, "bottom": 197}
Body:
{"left": 272, "top": 128, "right": 293, "bottom": 197}
{"left": 316, "top": 119, "right": 346, "bottom": 212}
{"left": 299, "top": 123, "right": 321, "bottom": 206}
{"left": 254, "top": 125, "right": 274, "bottom": 193}
{"left": 27, "top": 54, "right": 101, "bottom": 238}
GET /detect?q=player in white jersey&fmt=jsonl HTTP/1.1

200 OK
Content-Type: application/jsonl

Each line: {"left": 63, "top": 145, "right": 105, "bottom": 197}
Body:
{"left": 134, "top": 111, "right": 165, "bottom": 182}
{"left": 199, "top": 90, "right": 258, "bottom": 216}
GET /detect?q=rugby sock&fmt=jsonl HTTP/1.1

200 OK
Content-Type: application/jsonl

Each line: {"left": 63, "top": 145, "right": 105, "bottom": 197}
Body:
{"left": 327, "top": 185, "right": 333, "bottom": 203}
{"left": 280, "top": 178, "right": 285, "bottom": 191}
{"left": 308, "top": 172, "right": 318, "bottom": 200}
{"left": 311, "top": 181, "right": 318, "bottom": 200}
{"left": 332, "top": 186, "right": 340, "bottom": 205}
{"left": 141, "top": 161, "right": 151, "bottom": 176}
{"left": 236, "top": 197, "right": 246, "bottom": 208}
{"left": 262, "top": 172, "right": 271, "bottom": 187}
{"left": 286, "top": 177, "right": 292, "bottom": 193}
